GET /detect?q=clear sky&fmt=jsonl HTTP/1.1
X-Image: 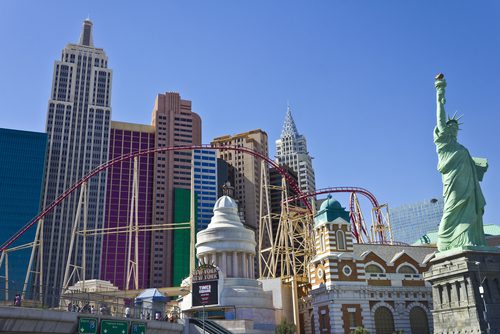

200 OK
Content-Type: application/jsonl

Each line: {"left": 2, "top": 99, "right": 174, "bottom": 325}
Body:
{"left": 1, "top": 1, "right": 499, "bottom": 232}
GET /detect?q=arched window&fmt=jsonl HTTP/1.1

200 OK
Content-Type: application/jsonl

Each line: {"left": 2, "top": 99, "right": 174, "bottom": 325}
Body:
{"left": 374, "top": 306, "right": 395, "bottom": 334}
{"left": 365, "top": 264, "right": 384, "bottom": 274}
{"left": 319, "top": 233, "right": 325, "bottom": 252}
{"left": 410, "top": 307, "right": 430, "bottom": 334}
{"left": 336, "top": 230, "right": 346, "bottom": 250}
{"left": 397, "top": 264, "right": 417, "bottom": 274}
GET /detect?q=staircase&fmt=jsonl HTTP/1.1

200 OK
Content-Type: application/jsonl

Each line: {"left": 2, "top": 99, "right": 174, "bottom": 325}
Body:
{"left": 189, "top": 318, "right": 233, "bottom": 334}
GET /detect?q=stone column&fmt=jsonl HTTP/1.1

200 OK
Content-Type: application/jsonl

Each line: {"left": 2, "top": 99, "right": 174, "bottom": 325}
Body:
{"left": 250, "top": 255, "right": 255, "bottom": 279}
{"left": 222, "top": 252, "right": 227, "bottom": 276}
{"left": 242, "top": 252, "right": 248, "bottom": 278}
{"left": 226, "top": 253, "right": 232, "bottom": 277}
{"left": 248, "top": 254, "right": 253, "bottom": 278}
{"left": 460, "top": 279, "right": 468, "bottom": 306}
{"left": 233, "top": 251, "right": 239, "bottom": 277}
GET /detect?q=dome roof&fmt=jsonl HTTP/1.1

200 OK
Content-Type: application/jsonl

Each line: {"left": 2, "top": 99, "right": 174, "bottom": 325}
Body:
{"left": 314, "top": 195, "right": 350, "bottom": 226}
{"left": 214, "top": 195, "right": 238, "bottom": 210}
{"left": 319, "top": 195, "right": 342, "bottom": 211}
{"left": 196, "top": 195, "right": 256, "bottom": 256}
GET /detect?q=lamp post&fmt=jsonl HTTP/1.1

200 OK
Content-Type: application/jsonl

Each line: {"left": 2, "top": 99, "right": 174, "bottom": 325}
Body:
{"left": 202, "top": 302, "right": 206, "bottom": 334}
{"left": 474, "top": 261, "right": 491, "bottom": 334}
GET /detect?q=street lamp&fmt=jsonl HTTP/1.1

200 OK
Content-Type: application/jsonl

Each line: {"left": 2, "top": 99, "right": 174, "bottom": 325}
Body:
{"left": 474, "top": 261, "right": 491, "bottom": 334}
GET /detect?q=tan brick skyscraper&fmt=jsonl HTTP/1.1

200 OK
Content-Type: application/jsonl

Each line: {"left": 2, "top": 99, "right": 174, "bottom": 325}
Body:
{"left": 151, "top": 92, "right": 201, "bottom": 287}
{"left": 211, "top": 130, "right": 268, "bottom": 231}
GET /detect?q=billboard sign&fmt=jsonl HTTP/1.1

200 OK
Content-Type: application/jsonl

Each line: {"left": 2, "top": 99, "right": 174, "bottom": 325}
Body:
{"left": 191, "top": 264, "right": 219, "bottom": 307}
{"left": 192, "top": 280, "right": 219, "bottom": 306}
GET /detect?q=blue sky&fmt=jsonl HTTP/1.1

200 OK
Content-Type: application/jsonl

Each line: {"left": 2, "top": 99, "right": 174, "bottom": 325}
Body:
{"left": 1, "top": 1, "right": 499, "bottom": 232}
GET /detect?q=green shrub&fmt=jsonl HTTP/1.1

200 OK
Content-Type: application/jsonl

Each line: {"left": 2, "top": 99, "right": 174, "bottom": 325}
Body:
{"left": 275, "top": 319, "right": 296, "bottom": 334}
{"left": 350, "top": 326, "right": 369, "bottom": 334}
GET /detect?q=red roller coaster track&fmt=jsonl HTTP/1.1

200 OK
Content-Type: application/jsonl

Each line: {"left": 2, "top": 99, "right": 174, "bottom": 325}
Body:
{"left": 0, "top": 145, "right": 386, "bottom": 252}
{"left": 288, "top": 187, "right": 385, "bottom": 242}
{"left": 0, "top": 144, "right": 309, "bottom": 252}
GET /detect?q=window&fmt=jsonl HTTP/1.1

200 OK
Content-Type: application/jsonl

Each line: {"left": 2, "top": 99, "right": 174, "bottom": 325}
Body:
{"left": 397, "top": 264, "right": 417, "bottom": 274}
{"left": 348, "top": 311, "right": 357, "bottom": 329}
{"left": 343, "top": 265, "right": 352, "bottom": 276}
{"left": 319, "top": 233, "right": 325, "bottom": 252}
{"left": 336, "top": 230, "right": 346, "bottom": 250}
{"left": 317, "top": 267, "right": 324, "bottom": 279}
{"left": 365, "top": 264, "right": 384, "bottom": 274}
{"left": 409, "top": 307, "right": 430, "bottom": 334}
{"left": 374, "top": 306, "right": 394, "bottom": 334}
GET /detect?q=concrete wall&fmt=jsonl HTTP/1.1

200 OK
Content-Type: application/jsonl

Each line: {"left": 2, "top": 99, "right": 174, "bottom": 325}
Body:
{"left": 0, "top": 306, "right": 183, "bottom": 334}
{"left": 0, "top": 307, "right": 77, "bottom": 333}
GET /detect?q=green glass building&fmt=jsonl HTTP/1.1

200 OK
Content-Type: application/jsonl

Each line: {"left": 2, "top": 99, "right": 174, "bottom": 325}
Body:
{"left": 172, "top": 188, "right": 198, "bottom": 287}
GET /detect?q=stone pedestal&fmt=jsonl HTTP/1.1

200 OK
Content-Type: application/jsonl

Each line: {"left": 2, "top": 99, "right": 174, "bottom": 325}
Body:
{"left": 424, "top": 249, "right": 500, "bottom": 334}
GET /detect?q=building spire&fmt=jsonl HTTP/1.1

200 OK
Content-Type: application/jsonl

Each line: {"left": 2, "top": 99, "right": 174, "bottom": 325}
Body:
{"left": 79, "top": 19, "right": 94, "bottom": 46}
{"left": 281, "top": 105, "right": 299, "bottom": 138}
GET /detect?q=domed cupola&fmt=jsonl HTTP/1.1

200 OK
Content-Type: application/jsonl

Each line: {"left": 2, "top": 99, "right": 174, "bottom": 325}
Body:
{"left": 196, "top": 195, "right": 256, "bottom": 278}
{"left": 314, "top": 195, "right": 350, "bottom": 227}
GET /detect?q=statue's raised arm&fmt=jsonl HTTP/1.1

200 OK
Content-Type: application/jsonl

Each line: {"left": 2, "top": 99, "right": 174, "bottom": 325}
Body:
{"left": 433, "top": 74, "right": 489, "bottom": 252}
{"left": 434, "top": 73, "right": 447, "bottom": 132}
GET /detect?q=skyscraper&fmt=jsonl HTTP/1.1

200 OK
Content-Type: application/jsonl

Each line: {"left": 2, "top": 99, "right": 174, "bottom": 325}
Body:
{"left": 101, "top": 121, "right": 155, "bottom": 290}
{"left": 390, "top": 198, "right": 444, "bottom": 244}
{"left": 40, "top": 19, "right": 112, "bottom": 303}
{"left": 211, "top": 130, "right": 269, "bottom": 231}
{"left": 275, "top": 106, "right": 316, "bottom": 196}
{"left": 193, "top": 149, "right": 218, "bottom": 231}
{"left": 0, "top": 128, "right": 47, "bottom": 300}
{"left": 151, "top": 92, "right": 201, "bottom": 287}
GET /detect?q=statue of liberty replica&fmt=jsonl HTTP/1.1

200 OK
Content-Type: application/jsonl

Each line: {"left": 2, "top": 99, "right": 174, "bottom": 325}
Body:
{"left": 434, "top": 73, "right": 488, "bottom": 252}
{"left": 425, "top": 74, "right": 500, "bottom": 333}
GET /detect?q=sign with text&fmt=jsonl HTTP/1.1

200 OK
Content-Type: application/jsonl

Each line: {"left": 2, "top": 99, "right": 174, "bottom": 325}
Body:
{"left": 100, "top": 320, "right": 129, "bottom": 334}
{"left": 192, "top": 280, "right": 219, "bottom": 307}
{"left": 192, "top": 264, "right": 219, "bottom": 282}
{"left": 131, "top": 322, "right": 147, "bottom": 334}
{"left": 78, "top": 317, "right": 98, "bottom": 334}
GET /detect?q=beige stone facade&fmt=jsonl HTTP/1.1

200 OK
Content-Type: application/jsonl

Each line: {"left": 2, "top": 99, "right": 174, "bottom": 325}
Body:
{"left": 211, "top": 129, "right": 268, "bottom": 231}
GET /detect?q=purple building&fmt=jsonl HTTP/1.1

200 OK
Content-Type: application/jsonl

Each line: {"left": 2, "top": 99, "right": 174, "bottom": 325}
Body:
{"left": 101, "top": 121, "right": 155, "bottom": 290}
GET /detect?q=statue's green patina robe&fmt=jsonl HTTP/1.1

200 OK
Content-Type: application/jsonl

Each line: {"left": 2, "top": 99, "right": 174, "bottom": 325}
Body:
{"left": 434, "top": 77, "right": 487, "bottom": 251}
{"left": 434, "top": 126, "right": 487, "bottom": 251}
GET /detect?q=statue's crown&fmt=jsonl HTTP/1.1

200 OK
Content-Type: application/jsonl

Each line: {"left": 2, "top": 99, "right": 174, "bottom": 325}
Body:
{"left": 446, "top": 111, "right": 463, "bottom": 128}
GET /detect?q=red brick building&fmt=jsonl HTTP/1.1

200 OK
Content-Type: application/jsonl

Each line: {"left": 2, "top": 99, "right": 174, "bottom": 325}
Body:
{"left": 303, "top": 196, "right": 436, "bottom": 334}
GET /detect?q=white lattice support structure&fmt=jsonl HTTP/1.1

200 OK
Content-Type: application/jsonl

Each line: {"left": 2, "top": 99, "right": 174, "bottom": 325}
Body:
{"left": 259, "top": 160, "right": 276, "bottom": 278}
{"left": 371, "top": 203, "right": 393, "bottom": 244}
{"left": 22, "top": 218, "right": 44, "bottom": 301}
{"left": 350, "top": 192, "right": 370, "bottom": 243}
{"left": 61, "top": 181, "right": 88, "bottom": 301}
{"left": 258, "top": 170, "right": 315, "bottom": 334}
{"left": 0, "top": 220, "right": 44, "bottom": 302}
{"left": 126, "top": 157, "right": 140, "bottom": 291}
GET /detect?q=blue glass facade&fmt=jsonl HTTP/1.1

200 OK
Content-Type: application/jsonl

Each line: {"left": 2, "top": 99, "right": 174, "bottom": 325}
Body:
{"left": 0, "top": 128, "right": 47, "bottom": 299}
{"left": 193, "top": 150, "right": 218, "bottom": 231}
{"left": 390, "top": 198, "right": 444, "bottom": 244}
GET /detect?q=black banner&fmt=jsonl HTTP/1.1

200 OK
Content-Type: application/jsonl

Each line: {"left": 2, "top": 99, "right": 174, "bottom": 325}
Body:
{"left": 192, "top": 280, "right": 218, "bottom": 307}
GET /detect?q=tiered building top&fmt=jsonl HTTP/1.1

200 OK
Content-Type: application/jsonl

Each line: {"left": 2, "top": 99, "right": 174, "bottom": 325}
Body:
{"left": 275, "top": 106, "right": 316, "bottom": 195}
{"left": 196, "top": 195, "right": 256, "bottom": 279}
